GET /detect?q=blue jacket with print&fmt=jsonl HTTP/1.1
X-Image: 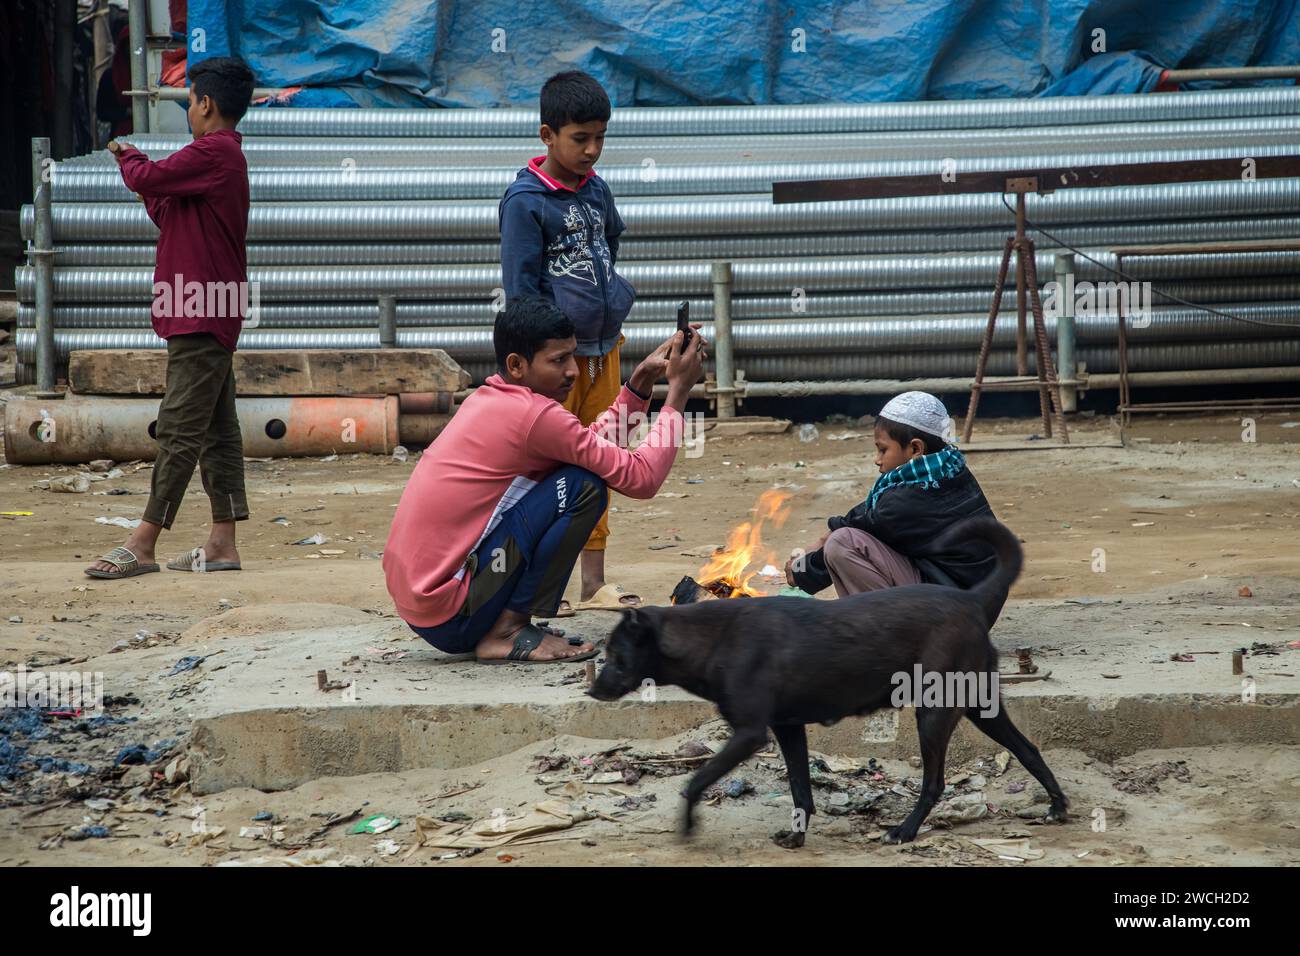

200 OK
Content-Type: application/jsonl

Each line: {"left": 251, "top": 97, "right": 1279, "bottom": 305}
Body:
{"left": 498, "top": 165, "right": 636, "bottom": 357}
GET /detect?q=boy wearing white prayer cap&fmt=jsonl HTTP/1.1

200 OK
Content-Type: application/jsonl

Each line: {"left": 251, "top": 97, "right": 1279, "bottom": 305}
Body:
{"left": 785, "top": 391, "right": 1001, "bottom": 611}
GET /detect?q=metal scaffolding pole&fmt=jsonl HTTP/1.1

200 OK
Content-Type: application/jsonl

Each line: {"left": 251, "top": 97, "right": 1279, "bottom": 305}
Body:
{"left": 127, "top": 0, "right": 149, "bottom": 133}
{"left": 30, "top": 138, "right": 56, "bottom": 391}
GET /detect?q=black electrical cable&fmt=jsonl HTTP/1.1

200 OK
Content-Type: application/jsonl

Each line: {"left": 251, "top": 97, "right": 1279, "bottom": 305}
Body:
{"left": 999, "top": 194, "right": 1300, "bottom": 331}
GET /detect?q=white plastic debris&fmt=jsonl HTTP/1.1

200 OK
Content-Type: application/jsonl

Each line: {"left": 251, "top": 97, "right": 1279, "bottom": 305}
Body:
{"left": 95, "top": 516, "right": 141, "bottom": 529}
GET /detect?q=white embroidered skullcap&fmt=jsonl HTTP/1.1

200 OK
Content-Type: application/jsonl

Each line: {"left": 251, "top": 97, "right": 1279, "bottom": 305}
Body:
{"left": 878, "top": 391, "right": 951, "bottom": 440}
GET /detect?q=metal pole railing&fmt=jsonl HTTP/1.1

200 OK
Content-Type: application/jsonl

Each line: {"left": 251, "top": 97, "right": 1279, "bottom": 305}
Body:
{"left": 1054, "top": 252, "right": 1077, "bottom": 412}
{"left": 127, "top": 0, "right": 149, "bottom": 133}
{"left": 710, "top": 260, "right": 736, "bottom": 418}
{"left": 378, "top": 295, "right": 397, "bottom": 348}
{"left": 31, "top": 138, "right": 56, "bottom": 390}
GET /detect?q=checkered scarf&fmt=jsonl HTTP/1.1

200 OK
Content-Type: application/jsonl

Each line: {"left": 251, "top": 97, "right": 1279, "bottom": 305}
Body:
{"left": 865, "top": 444, "right": 966, "bottom": 513}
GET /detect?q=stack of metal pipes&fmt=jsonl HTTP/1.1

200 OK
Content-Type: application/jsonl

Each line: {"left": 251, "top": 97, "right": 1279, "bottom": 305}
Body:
{"left": 17, "top": 88, "right": 1300, "bottom": 392}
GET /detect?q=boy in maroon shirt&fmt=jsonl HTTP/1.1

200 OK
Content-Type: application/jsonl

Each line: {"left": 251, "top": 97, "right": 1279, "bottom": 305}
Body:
{"left": 86, "top": 57, "right": 256, "bottom": 580}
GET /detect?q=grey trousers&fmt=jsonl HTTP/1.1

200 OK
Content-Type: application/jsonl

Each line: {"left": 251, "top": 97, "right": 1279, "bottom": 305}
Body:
{"left": 822, "top": 526, "right": 922, "bottom": 597}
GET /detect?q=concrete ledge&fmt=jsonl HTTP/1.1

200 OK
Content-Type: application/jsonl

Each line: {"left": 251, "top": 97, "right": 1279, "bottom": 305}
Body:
{"left": 189, "top": 693, "right": 1299, "bottom": 795}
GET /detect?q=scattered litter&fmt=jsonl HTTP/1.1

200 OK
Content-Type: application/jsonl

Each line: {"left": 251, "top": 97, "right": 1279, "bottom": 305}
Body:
{"left": 931, "top": 792, "right": 989, "bottom": 823}
{"left": 291, "top": 533, "right": 327, "bottom": 546}
{"left": 0, "top": 511, "right": 34, "bottom": 516}
{"left": 685, "top": 478, "right": 705, "bottom": 484}
{"left": 1111, "top": 760, "right": 1191, "bottom": 794}
{"left": 270, "top": 516, "right": 291, "bottom": 526}
{"left": 675, "top": 741, "right": 713, "bottom": 758}
{"left": 724, "top": 778, "right": 754, "bottom": 798}
{"left": 798, "top": 424, "right": 819, "bottom": 442}
{"left": 84, "top": 798, "right": 116, "bottom": 812}
{"left": 320, "top": 454, "right": 339, "bottom": 462}
{"left": 1131, "top": 521, "right": 1155, "bottom": 528}
{"left": 7, "top": 616, "right": 21, "bottom": 624}
{"left": 95, "top": 516, "right": 141, "bottom": 529}
{"left": 318, "top": 549, "right": 346, "bottom": 556}
{"left": 87, "top": 459, "right": 115, "bottom": 473}
{"left": 1101, "top": 673, "right": 1122, "bottom": 679}
{"left": 167, "top": 655, "right": 205, "bottom": 676}
{"left": 1239, "top": 586, "right": 1253, "bottom": 598}
{"left": 43, "top": 474, "right": 90, "bottom": 493}
{"left": 759, "top": 564, "right": 782, "bottom": 577}
{"left": 239, "top": 825, "right": 286, "bottom": 842}
{"left": 66, "top": 825, "right": 111, "bottom": 841}
{"left": 1006, "top": 780, "right": 1027, "bottom": 794}
{"left": 392, "top": 446, "right": 409, "bottom": 463}
{"left": 373, "top": 838, "right": 402, "bottom": 856}
{"left": 350, "top": 813, "right": 400, "bottom": 835}
{"left": 415, "top": 800, "right": 590, "bottom": 849}
{"left": 825, "top": 432, "right": 858, "bottom": 441}
{"left": 114, "top": 739, "right": 175, "bottom": 766}
{"left": 253, "top": 811, "right": 275, "bottom": 822}
{"left": 969, "top": 837, "right": 1042, "bottom": 861}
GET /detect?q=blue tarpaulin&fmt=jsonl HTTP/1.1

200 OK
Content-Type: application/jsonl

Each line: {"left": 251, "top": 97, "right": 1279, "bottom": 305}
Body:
{"left": 186, "top": 0, "right": 1300, "bottom": 107}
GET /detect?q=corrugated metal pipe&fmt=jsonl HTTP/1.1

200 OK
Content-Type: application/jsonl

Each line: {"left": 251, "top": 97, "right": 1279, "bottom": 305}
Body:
{"left": 24, "top": 178, "right": 1300, "bottom": 242}
{"left": 232, "top": 89, "right": 1300, "bottom": 137}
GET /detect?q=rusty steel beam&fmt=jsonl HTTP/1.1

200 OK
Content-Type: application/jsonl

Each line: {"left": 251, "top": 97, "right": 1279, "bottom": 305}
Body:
{"left": 772, "top": 155, "right": 1300, "bottom": 203}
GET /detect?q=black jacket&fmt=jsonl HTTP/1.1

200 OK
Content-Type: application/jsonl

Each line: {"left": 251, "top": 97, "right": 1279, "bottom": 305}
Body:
{"left": 791, "top": 466, "right": 997, "bottom": 595}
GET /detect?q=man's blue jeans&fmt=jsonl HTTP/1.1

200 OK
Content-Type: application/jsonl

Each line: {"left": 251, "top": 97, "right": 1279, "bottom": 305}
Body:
{"left": 408, "top": 465, "right": 608, "bottom": 653}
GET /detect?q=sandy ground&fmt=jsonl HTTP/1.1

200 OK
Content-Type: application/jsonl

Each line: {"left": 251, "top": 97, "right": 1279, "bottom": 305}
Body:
{"left": 1, "top": 406, "right": 1298, "bottom": 866}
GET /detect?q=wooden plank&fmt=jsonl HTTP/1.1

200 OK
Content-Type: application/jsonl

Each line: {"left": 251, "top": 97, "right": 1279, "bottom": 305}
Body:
{"left": 69, "top": 349, "right": 470, "bottom": 396}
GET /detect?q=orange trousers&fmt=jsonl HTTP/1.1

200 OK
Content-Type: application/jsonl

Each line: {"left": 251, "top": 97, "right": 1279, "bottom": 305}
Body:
{"left": 561, "top": 337, "right": 623, "bottom": 551}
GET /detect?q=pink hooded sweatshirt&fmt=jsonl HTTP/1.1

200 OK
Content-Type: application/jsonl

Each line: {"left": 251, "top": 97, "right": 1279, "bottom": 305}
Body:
{"left": 384, "top": 375, "right": 683, "bottom": 627}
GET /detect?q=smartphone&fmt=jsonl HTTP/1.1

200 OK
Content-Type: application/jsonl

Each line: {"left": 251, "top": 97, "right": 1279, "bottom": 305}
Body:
{"left": 676, "top": 300, "right": 692, "bottom": 352}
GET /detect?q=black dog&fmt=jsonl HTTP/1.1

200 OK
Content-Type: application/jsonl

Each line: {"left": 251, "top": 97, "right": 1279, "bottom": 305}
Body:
{"left": 588, "top": 517, "right": 1068, "bottom": 846}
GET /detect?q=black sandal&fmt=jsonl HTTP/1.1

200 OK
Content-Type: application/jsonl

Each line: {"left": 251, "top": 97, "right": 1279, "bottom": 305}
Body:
{"left": 477, "top": 623, "right": 598, "bottom": 665}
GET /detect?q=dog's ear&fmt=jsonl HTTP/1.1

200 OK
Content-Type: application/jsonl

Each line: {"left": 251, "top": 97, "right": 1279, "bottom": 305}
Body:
{"left": 620, "top": 607, "right": 651, "bottom": 640}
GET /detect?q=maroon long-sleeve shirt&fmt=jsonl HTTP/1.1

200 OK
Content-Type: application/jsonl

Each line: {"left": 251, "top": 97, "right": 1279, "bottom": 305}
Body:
{"left": 115, "top": 129, "right": 250, "bottom": 352}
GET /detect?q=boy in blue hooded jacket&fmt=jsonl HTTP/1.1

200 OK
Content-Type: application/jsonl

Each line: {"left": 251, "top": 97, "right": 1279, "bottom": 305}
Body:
{"left": 498, "top": 70, "right": 641, "bottom": 613}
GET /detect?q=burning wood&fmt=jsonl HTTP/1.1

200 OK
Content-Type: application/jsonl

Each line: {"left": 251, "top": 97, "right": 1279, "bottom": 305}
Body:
{"left": 670, "top": 490, "right": 793, "bottom": 604}
{"left": 671, "top": 575, "right": 731, "bottom": 604}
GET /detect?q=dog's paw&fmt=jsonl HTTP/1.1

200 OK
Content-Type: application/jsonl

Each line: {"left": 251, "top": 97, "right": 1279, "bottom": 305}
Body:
{"left": 678, "top": 808, "right": 696, "bottom": 840}
{"left": 772, "top": 829, "right": 806, "bottom": 849}
{"left": 881, "top": 825, "right": 915, "bottom": 845}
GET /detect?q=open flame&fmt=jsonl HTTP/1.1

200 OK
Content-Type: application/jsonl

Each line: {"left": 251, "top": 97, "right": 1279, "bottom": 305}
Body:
{"left": 693, "top": 489, "right": 792, "bottom": 598}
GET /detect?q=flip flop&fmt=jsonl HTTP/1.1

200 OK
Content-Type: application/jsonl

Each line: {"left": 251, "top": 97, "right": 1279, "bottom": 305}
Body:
{"left": 84, "top": 545, "right": 160, "bottom": 580}
{"left": 573, "top": 583, "right": 643, "bottom": 612}
{"left": 166, "top": 548, "right": 242, "bottom": 572}
{"left": 477, "top": 623, "right": 599, "bottom": 665}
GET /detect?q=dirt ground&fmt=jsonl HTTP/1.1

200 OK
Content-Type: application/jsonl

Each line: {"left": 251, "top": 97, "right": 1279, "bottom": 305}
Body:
{"left": 1, "top": 405, "right": 1298, "bottom": 866}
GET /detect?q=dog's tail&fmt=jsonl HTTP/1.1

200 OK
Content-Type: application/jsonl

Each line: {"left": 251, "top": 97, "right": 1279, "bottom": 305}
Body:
{"left": 935, "top": 517, "right": 1023, "bottom": 624}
